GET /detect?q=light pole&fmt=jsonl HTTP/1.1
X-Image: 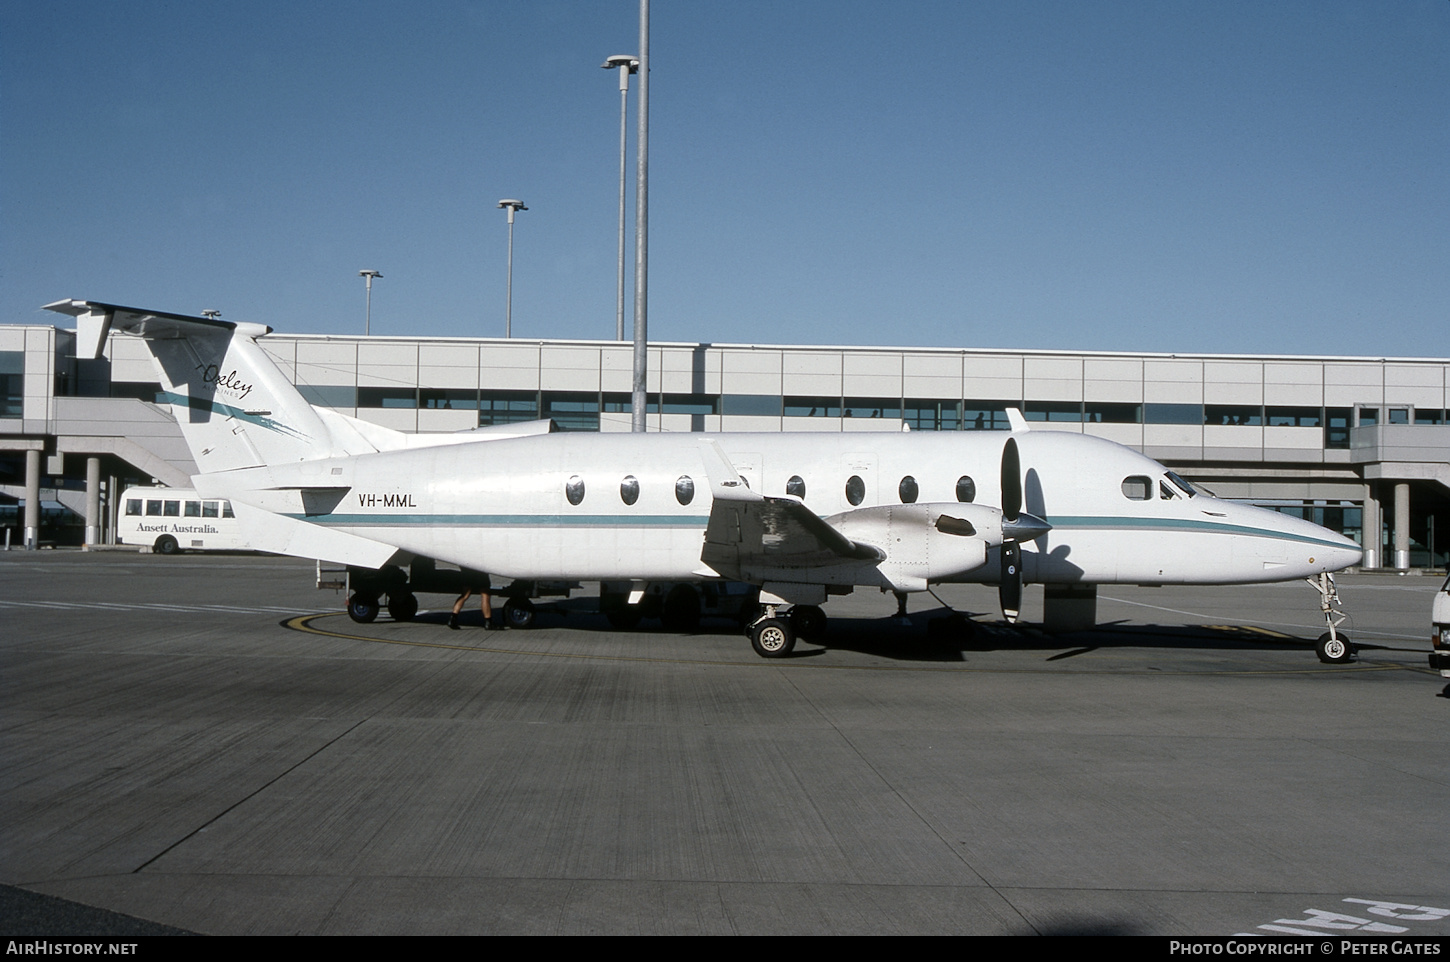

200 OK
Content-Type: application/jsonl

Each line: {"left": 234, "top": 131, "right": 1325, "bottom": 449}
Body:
{"left": 497, "top": 199, "right": 527, "bottom": 338}
{"left": 358, "top": 269, "right": 382, "bottom": 335}
{"left": 602, "top": 54, "right": 639, "bottom": 342}
{"left": 631, "top": 0, "right": 649, "bottom": 432}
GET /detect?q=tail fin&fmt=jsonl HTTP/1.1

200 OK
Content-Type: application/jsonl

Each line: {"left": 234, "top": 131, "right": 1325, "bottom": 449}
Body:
{"left": 47, "top": 299, "right": 341, "bottom": 472}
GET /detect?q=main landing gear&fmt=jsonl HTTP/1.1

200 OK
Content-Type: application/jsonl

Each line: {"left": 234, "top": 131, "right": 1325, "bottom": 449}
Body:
{"left": 745, "top": 603, "right": 828, "bottom": 658}
{"left": 1308, "top": 572, "right": 1355, "bottom": 664}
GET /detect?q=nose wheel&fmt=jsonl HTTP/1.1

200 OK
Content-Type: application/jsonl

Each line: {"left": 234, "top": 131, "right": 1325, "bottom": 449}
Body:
{"left": 1308, "top": 573, "right": 1355, "bottom": 664}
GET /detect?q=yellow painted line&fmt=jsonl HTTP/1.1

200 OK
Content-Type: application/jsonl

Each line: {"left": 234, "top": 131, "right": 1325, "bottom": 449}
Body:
{"left": 283, "top": 612, "right": 1411, "bottom": 676}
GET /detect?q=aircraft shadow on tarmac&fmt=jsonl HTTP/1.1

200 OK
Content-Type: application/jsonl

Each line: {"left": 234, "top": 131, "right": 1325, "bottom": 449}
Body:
{"left": 376, "top": 597, "right": 1335, "bottom": 665}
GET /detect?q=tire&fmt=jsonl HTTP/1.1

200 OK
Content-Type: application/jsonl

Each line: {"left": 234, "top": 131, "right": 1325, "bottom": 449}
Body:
{"left": 348, "top": 593, "right": 380, "bottom": 624}
{"left": 387, "top": 592, "right": 419, "bottom": 622}
{"left": 1316, "top": 631, "right": 1353, "bottom": 664}
{"left": 606, "top": 607, "right": 643, "bottom": 630}
{"left": 660, "top": 584, "right": 701, "bottom": 633}
{"left": 789, "top": 604, "right": 828, "bottom": 642}
{"left": 503, "top": 598, "right": 535, "bottom": 629}
{"left": 155, "top": 535, "right": 179, "bottom": 555}
{"left": 750, "top": 618, "right": 795, "bottom": 658}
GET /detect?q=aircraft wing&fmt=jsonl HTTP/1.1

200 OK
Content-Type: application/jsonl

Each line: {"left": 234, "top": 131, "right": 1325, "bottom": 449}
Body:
{"left": 698, "top": 439, "right": 884, "bottom": 581}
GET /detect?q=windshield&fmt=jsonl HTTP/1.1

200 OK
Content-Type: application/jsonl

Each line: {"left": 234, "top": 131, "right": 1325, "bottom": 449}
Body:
{"left": 1164, "top": 471, "right": 1198, "bottom": 498}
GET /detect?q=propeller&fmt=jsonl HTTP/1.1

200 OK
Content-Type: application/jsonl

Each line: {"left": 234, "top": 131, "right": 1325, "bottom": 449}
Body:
{"left": 999, "top": 436, "right": 1051, "bottom": 622}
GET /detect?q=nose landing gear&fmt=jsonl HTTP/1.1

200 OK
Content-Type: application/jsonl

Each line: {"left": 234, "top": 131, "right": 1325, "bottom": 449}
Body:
{"left": 1308, "top": 573, "right": 1354, "bottom": 664}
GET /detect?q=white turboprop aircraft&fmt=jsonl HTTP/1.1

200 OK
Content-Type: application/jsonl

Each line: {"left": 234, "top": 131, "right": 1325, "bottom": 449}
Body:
{"left": 47, "top": 299, "right": 1365, "bottom": 661}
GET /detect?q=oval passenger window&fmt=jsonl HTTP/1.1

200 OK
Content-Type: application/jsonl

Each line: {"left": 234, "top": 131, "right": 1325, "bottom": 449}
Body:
{"left": 845, "top": 475, "right": 865, "bottom": 506}
{"left": 1121, "top": 476, "right": 1151, "bottom": 501}
{"left": 956, "top": 476, "right": 976, "bottom": 503}
{"left": 675, "top": 476, "right": 694, "bottom": 505}
{"left": 786, "top": 475, "right": 806, "bottom": 499}
{"left": 620, "top": 475, "right": 639, "bottom": 505}
{"left": 566, "top": 475, "right": 585, "bottom": 505}
{"left": 898, "top": 476, "right": 918, "bottom": 504}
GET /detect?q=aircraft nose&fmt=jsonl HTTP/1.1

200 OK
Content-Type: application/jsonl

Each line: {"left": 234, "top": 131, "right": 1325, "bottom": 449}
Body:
{"left": 1282, "top": 513, "right": 1363, "bottom": 573}
{"left": 1322, "top": 531, "right": 1364, "bottom": 572}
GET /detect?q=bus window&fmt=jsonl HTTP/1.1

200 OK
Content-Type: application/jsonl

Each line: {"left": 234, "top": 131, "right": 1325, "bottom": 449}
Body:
{"left": 163, "top": 501, "right": 180, "bottom": 516}
{"left": 126, "top": 499, "right": 142, "bottom": 516}
{"left": 146, "top": 500, "right": 162, "bottom": 516}
{"left": 222, "top": 502, "right": 235, "bottom": 518}
{"left": 185, "top": 501, "right": 202, "bottom": 517}
{"left": 202, "top": 502, "right": 219, "bottom": 518}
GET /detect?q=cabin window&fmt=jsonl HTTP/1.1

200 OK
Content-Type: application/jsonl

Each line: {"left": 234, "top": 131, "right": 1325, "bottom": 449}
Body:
{"left": 566, "top": 475, "right": 585, "bottom": 506}
{"left": 675, "top": 476, "right": 694, "bottom": 506}
{"left": 1121, "top": 476, "right": 1151, "bottom": 501}
{"left": 845, "top": 475, "right": 865, "bottom": 506}
{"left": 898, "top": 476, "right": 918, "bottom": 504}
{"left": 955, "top": 476, "right": 976, "bottom": 503}
{"left": 620, "top": 476, "right": 639, "bottom": 506}
{"left": 125, "top": 499, "right": 142, "bottom": 516}
{"left": 786, "top": 475, "right": 806, "bottom": 499}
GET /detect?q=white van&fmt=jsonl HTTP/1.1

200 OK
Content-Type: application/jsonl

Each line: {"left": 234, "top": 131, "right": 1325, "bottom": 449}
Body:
{"left": 118, "top": 486, "right": 251, "bottom": 554}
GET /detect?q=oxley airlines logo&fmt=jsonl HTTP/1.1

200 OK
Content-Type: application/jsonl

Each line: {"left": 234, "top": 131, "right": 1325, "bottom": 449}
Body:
{"left": 194, "top": 361, "right": 253, "bottom": 402}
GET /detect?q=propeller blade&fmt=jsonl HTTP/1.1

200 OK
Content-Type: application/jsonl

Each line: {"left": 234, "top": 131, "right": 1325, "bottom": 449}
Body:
{"left": 1000, "top": 541, "right": 1022, "bottom": 622}
{"left": 1001, "top": 436, "right": 1021, "bottom": 523}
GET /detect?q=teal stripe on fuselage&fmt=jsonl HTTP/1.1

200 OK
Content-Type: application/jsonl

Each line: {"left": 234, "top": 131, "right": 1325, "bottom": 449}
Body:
{"left": 284, "top": 509, "right": 1347, "bottom": 550}
{"left": 284, "top": 513, "right": 711, "bottom": 527}
{"left": 1048, "top": 515, "right": 1350, "bottom": 550}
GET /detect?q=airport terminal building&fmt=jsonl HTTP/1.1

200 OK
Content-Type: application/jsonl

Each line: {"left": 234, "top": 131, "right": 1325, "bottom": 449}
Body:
{"left": 2, "top": 321, "right": 1447, "bottom": 570}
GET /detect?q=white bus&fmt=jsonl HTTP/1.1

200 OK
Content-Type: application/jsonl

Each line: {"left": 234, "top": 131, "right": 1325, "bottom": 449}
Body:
{"left": 118, "top": 486, "right": 252, "bottom": 554}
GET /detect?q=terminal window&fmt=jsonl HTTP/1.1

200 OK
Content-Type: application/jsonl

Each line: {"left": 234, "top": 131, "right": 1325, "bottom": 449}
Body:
{"left": 1206, "top": 404, "right": 1263, "bottom": 426}
{"left": 0, "top": 351, "right": 22, "bottom": 417}
{"left": 961, "top": 404, "right": 1010, "bottom": 431}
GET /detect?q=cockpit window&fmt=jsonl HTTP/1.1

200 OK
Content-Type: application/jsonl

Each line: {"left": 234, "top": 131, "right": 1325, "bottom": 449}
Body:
{"left": 1121, "top": 476, "right": 1151, "bottom": 501}
{"left": 1165, "top": 471, "right": 1198, "bottom": 498}
{"left": 1159, "top": 480, "right": 1178, "bottom": 500}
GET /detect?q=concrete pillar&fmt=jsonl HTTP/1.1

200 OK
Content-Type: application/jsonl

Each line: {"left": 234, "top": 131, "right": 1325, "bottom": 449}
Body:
{"left": 1043, "top": 583, "right": 1098, "bottom": 633}
{"left": 1361, "top": 485, "right": 1381, "bottom": 569}
{"left": 107, "top": 473, "right": 119, "bottom": 545}
{"left": 23, "top": 449, "right": 40, "bottom": 549}
{"left": 1394, "top": 482, "right": 1411, "bottom": 570}
{"left": 85, "top": 456, "right": 101, "bottom": 547}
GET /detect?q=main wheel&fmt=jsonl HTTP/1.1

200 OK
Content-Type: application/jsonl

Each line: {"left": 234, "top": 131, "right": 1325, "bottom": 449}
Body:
{"left": 155, "top": 535, "right": 179, "bottom": 555}
{"left": 503, "top": 598, "right": 535, "bottom": 629}
{"left": 660, "top": 584, "right": 702, "bottom": 633}
{"left": 789, "top": 604, "right": 828, "bottom": 642}
{"left": 1316, "top": 631, "right": 1354, "bottom": 664}
{"left": 387, "top": 592, "right": 419, "bottom": 622}
{"left": 348, "top": 593, "right": 380, "bottom": 624}
{"left": 750, "top": 618, "right": 795, "bottom": 658}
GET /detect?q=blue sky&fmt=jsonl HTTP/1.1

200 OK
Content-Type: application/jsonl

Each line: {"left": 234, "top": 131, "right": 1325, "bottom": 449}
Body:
{"left": 3, "top": 1, "right": 1446, "bottom": 356}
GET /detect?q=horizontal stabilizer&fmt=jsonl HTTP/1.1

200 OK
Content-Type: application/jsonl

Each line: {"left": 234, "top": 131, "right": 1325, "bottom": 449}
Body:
{"left": 229, "top": 502, "right": 400, "bottom": 569}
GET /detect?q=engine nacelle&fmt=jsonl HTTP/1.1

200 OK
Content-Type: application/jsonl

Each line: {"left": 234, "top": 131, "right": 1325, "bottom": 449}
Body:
{"left": 828, "top": 502, "right": 1001, "bottom": 592}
